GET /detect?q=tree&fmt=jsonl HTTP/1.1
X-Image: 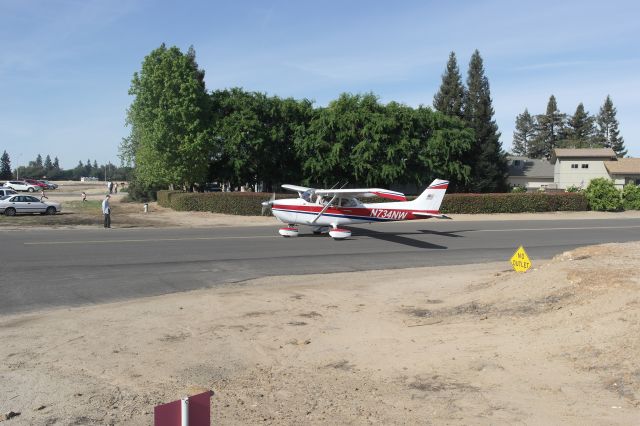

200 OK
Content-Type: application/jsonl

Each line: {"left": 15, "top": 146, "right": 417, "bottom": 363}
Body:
{"left": 53, "top": 157, "right": 60, "bottom": 169}
{"left": 596, "top": 95, "right": 626, "bottom": 157}
{"left": 0, "top": 151, "right": 11, "bottom": 179}
{"left": 531, "top": 95, "right": 565, "bottom": 159}
{"left": 122, "top": 44, "right": 212, "bottom": 189}
{"left": 44, "top": 155, "right": 52, "bottom": 170}
{"left": 433, "top": 52, "right": 465, "bottom": 120}
{"left": 35, "top": 154, "right": 43, "bottom": 167}
{"left": 512, "top": 109, "right": 536, "bottom": 156}
{"left": 463, "top": 50, "right": 508, "bottom": 192}
{"left": 210, "top": 88, "right": 313, "bottom": 191}
{"left": 564, "top": 103, "right": 596, "bottom": 148}
{"left": 295, "top": 92, "right": 472, "bottom": 189}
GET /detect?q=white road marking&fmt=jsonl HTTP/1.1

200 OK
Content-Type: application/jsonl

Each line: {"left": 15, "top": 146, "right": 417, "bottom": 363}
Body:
{"left": 23, "top": 224, "right": 640, "bottom": 245}
{"left": 25, "top": 235, "right": 279, "bottom": 245}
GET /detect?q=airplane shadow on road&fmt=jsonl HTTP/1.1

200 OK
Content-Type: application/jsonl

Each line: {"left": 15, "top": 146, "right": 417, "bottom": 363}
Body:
{"left": 346, "top": 227, "right": 449, "bottom": 250}
{"left": 417, "top": 229, "right": 473, "bottom": 238}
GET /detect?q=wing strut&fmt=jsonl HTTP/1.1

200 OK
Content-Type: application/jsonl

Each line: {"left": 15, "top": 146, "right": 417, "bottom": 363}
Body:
{"left": 310, "top": 194, "right": 338, "bottom": 224}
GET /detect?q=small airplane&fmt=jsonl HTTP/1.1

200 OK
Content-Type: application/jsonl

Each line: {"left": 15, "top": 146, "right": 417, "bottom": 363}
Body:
{"left": 262, "top": 179, "right": 451, "bottom": 239}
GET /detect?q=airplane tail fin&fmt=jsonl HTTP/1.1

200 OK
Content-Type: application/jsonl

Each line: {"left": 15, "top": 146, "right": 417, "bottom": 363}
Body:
{"left": 411, "top": 179, "right": 449, "bottom": 212}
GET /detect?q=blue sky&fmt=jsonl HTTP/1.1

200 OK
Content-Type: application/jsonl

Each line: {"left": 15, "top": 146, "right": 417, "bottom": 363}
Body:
{"left": 1, "top": 0, "right": 638, "bottom": 169}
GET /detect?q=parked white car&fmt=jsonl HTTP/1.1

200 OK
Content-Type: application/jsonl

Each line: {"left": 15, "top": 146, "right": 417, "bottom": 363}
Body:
{"left": 0, "top": 195, "right": 62, "bottom": 216}
{"left": 3, "top": 180, "right": 41, "bottom": 192}
{"left": 0, "top": 188, "right": 18, "bottom": 197}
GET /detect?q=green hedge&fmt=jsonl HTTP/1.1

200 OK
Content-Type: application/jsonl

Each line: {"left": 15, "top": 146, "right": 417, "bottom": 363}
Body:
{"left": 157, "top": 190, "right": 589, "bottom": 215}
{"left": 440, "top": 192, "right": 588, "bottom": 214}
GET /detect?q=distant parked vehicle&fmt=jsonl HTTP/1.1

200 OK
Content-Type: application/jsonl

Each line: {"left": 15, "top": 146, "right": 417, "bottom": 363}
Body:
{"left": 23, "top": 179, "right": 48, "bottom": 189}
{"left": 37, "top": 180, "right": 58, "bottom": 189}
{"left": 3, "top": 180, "right": 41, "bottom": 192}
{"left": 0, "top": 188, "right": 18, "bottom": 197}
{"left": 0, "top": 194, "right": 62, "bottom": 216}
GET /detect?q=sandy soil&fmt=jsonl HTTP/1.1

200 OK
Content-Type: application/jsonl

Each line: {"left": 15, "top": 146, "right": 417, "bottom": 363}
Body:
{"left": 1, "top": 242, "right": 639, "bottom": 425}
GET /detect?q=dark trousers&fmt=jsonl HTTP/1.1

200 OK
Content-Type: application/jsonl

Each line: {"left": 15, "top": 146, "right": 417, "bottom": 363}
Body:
{"left": 104, "top": 213, "right": 111, "bottom": 228}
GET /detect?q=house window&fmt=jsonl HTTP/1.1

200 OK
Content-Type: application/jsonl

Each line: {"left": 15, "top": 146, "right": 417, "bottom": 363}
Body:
{"left": 513, "top": 160, "right": 521, "bottom": 166}
{"left": 581, "top": 164, "right": 589, "bottom": 169}
{"left": 571, "top": 164, "right": 578, "bottom": 169}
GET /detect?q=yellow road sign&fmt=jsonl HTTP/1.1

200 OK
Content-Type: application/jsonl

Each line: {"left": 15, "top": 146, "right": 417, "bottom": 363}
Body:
{"left": 510, "top": 246, "right": 531, "bottom": 273}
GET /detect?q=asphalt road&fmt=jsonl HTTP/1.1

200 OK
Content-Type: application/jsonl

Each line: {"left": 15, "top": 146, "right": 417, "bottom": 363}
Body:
{"left": 2, "top": 217, "right": 640, "bottom": 315}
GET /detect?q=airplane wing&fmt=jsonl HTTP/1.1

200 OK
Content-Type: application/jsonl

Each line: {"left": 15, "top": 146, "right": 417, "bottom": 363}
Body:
{"left": 314, "top": 188, "right": 406, "bottom": 201}
{"left": 282, "top": 184, "right": 314, "bottom": 193}
{"left": 412, "top": 212, "right": 452, "bottom": 219}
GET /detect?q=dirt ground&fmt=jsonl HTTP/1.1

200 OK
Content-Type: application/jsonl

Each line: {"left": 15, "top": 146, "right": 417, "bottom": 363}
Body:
{"left": 1, "top": 241, "right": 639, "bottom": 425}
{"left": 1, "top": 181, "right": 640, "bottom": 424}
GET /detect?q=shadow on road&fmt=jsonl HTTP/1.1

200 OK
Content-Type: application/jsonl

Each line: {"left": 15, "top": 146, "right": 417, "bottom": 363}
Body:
{"left": 348, "top": 227, "right": 448, "bottom": 250}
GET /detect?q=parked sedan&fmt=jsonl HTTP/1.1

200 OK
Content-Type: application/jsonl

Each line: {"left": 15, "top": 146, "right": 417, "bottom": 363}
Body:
{"left": 0, "top": 195, "right": 62, "bottom": 216}
{"left": 38, "top": 180, "right": 58, "bottom": 189}
{"left": 0, "top": 188, "right": 18, "bottom": 197}
{"left": 3, "top": 180, "right": 41, "bottom": 192}
{"left": 24, "top": 179, "right": 48, "bottom": 189}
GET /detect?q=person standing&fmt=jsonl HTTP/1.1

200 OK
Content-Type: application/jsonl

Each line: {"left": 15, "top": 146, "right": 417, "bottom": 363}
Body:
{"left": 81, "top": 191, "right": 87, "bottom": 202}
{"left": 114, "top": 182, "right": 118, "bottom": 194}
{"left": 102, "top": 194, "right": 111, "bottom": 228}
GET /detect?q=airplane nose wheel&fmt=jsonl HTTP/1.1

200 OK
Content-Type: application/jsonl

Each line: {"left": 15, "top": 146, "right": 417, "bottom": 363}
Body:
{"left": 329, "top": 226, "right": 351, "bottom": 240}
{"left": 279, "top": 225, "right": 299, "bottom": 237}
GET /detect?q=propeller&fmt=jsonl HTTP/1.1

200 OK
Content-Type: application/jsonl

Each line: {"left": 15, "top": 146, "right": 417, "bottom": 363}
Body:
{"left": 261, "top": 192, "right": 276, "bottom": 216}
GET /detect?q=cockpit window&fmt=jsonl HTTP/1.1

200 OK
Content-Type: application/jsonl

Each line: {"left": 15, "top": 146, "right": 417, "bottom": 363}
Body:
{"left": 302, "top": 190, "right": 314, "bottom": 203}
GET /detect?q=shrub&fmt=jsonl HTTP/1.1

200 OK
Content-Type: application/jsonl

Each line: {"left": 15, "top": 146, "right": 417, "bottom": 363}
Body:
{"left": 565, "top": 185, "right": 583, "bottom": 193}
{"left": 440, "top": 192, "right": 588, "bottom": 214}
{"left": 584, "top": 178, "right": 622, "bottom": 211}
{"left": 127, "top": 180, "right": 161, "bottom": 202}
{"left": 511, "top": 186, "right": 527, "bottom": 193}
{"left": 622, "top": 183, "right": 640, "bottom": 210}
{"left": 157, "top": 190, "right": 589, "bottom": 215}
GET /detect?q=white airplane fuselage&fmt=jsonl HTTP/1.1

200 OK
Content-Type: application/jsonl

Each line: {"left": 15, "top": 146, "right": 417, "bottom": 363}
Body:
{"left": 271, "top": 198, "right": 438, "bottom": 227}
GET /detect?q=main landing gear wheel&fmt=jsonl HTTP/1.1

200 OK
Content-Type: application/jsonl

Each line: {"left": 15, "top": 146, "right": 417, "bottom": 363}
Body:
{"left": 279, "top": 226, "right": 299, "bottom": 237}
{"left": 329, "top": 228, "right": 351, "bottom": 240}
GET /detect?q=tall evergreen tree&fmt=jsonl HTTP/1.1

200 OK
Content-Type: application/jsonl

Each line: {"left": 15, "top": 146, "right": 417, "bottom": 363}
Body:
{"left": 531, "top": 95, "right": 565, "bottom": 159}
{"left": 53, "top": 157, "right": 60, "bottom": 169}
{"left": 35, "top": 154, "right": 43, "bottom": 167}
{"left": 564, "top": 103, "right": 596, "bottom": 148}
{"left": 433, "top": 52, "right": 465, "bottom": 119}
{"left": 44, "top": 155, "right": 53, "bottom": 170}
{"left": 512, "top": 109, "right": 536, "bottom": 156}
{"left": 463, "top": 50, "right": 508, "bottom": 192}
{"left": 596, "top": 95, "right": 626, "bottom": 157}
{"left": 0, "top": 151, "right": 11, "bottom": 179}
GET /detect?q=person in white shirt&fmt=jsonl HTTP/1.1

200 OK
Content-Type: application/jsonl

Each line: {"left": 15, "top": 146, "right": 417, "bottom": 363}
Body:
{"left": 102, "top": 194, "right": 111, "bottom": 228}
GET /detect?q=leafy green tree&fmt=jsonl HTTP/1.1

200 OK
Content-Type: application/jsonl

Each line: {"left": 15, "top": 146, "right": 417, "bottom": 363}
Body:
{"left": 531, "top": 95, "right": 565, "bottom": 159}
{"left": 433, "top": 52, "right": 465, "bottom": 120}
{"left": 463, "top": 50, "right": 508, "bottom": 192}
{"left": 585, "top": 178, "right": 622, "bottom": 211}
{"left": 0, "top": 151, "right": 11, "bottom": 179}
{"left": 512, "top": 109, "right": 536, "bottom": 156}
{"left": 35, "top": 154, "right": 43, "bottom": 167}
{"left": 210, "top": 88, "right": 312, "bottom": 191}
{"left": 44, "top": 155, "right": 52, "bottom": 170}
{"left": 122, "top": 44, "right": 212, "bottom": 189}
{"left": 563, "top": 103, "right": 596, "bottom": 148}
{"left": 295, "top": 93, "right": 472, "bottom": 188}
{"left": 622, "top": 183, "right": 640, "bottom": 210}
{"left": 596, "top": 95, "right": 626, "bottom": 157}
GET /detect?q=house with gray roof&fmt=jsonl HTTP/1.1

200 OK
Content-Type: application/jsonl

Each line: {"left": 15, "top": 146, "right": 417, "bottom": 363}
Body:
{"left": 507, "top": 156, "right": 554, "bottom": 190}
